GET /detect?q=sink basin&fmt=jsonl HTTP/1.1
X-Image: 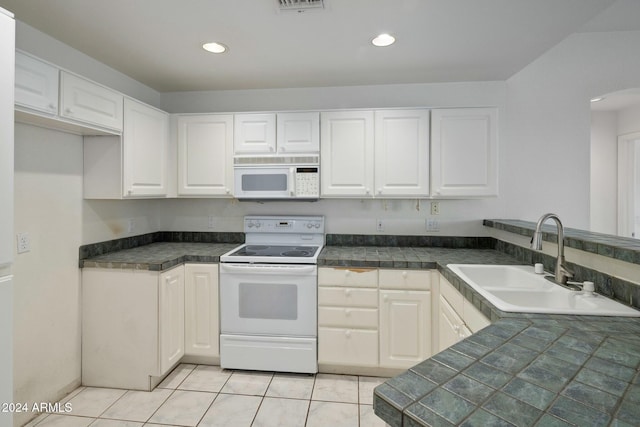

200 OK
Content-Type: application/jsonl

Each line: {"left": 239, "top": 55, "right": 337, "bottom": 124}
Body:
{"left": 447, "top": 264, "right": 640, "bottom": 317}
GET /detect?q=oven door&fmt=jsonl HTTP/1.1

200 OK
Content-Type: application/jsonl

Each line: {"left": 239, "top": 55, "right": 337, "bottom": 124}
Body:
{"left": 219, "top": 263, "right": 317, "bottom": 337}
{"left": 233, "top": 166, "right": 293, "bottom": 199}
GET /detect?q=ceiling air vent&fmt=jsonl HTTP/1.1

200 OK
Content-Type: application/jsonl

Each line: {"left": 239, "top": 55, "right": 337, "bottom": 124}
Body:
{"left": 277, "top": 0, "right": 324, "bottom": 13}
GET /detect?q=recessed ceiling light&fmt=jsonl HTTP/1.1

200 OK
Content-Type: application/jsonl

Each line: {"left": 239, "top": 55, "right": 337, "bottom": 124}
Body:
{"left": 590, "top": 96, "right": 605, "bottom": 103}
{"left": 372, "top": 33, "right": 395, "bottom": 47}
{"left": 202, "top": 42, "right": 228, "bottom": 54}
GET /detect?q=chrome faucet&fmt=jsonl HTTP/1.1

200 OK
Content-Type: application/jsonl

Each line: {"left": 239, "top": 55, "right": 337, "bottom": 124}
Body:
{"left": 531, "top": 213, "right": 574, "bottom": 285}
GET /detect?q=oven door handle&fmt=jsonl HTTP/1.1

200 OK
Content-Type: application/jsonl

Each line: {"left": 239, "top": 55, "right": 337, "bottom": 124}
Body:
{"left": 220, "top": 264, "right": 316, "bottom": 275}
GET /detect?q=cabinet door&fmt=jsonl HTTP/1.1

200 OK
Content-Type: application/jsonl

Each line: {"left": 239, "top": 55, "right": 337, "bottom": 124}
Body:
{"left": 60, "top": 71, "right": 123, "bottom": 131}
{"left": 15, "top": 51, "right": 59, "bottom": 115}
{"left": 234, "top": 113, "right": 276, "bottom": 154}
{"left": 438, "top": 295, "right": 464, "bottom": 353}
{"left": 159, "top": 266, "right": 185, "bottom": 375}
{"left": 431, "top": 108, "right": 498, "bottom": 197}
{"left": 379, "top": 290, "right": 431, "bottom": 368}
{"left": 320, "top": 111, "right": 374, "bottom": 197}
{"left": 318, "top": 327, "right": 378, "bottom": 367}
{"left": 178, "top": 115, "right": 233, "bottom": 196}
{"left": 184, "top": 264, "right": 219, "bottom": 358}
{"left": 276, "top": 112, "right": 319, "bottom": 154}
{"left": 123, "top": 98, "right": 169, "bottom": 197}
{"left": 374, "top": 110, "right": 430, "bottom": 197}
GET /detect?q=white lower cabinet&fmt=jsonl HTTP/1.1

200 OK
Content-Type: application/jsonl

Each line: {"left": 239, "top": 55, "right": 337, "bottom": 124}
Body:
{"left": 184, "top": 264, "right": 219, "bottom": 358}
{"left": 159, "top": 266, "right": 185, "bottom": 374}
{"left": 379, "top": 270, "right": 432, "bottom": 369}
{"left": 318, "top": 267, "right": 433, "bottom": 371}
{"left": 82, "top": 265, "right": 185, "bottom": 391}
{"left": 436, "top": 274, "right": 490, "bottom": 353}
{"left": 318, "top": 267, "right": 379, "bottom": 367}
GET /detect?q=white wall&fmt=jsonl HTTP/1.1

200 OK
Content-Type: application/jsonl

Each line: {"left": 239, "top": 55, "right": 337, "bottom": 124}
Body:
{"left": 504, "top": 30, "right": 640, "bottom": 230}
{"left": 161, "top": 81, "right": 506, "bottom": 113}
{"left": 13, "top": 124, "right": 83, "bottom": 426}
{"left": 156, "top": 197, "right": 503, "bottom": 237}
{"left": 590, "top": 111, "right": 618, "bottom": 234}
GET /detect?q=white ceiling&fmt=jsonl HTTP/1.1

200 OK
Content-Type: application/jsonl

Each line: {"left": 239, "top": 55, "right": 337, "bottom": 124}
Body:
{"left": 0, "top": 0, "right": 637, "bottom": 93}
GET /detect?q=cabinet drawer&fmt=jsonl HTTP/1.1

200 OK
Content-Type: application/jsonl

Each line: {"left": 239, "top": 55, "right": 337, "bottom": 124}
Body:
{"left": 319, "top": 267, "right": 378, "bottom": 287}
{"left": 318, "top": 307, "right": 378, "bottom": 329}
{"left": 318, "top": 286, "right": 378, "bottom": 308}
{"left": 318, "top": 327, "right": 378, "bottom": 367}
{"left": 379, "top": 269, "right": 431, "bottom": 290}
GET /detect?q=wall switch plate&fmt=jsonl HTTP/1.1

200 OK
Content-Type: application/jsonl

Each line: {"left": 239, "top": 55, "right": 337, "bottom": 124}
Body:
{"left": 376, "top": 219, "right": 384, "bottom": 232}
{"left": 426, "top": 219, "right": 440, "bottom": 232}
{"left": 430, "top": 201, "right": 440, "bottom": 215}
{"left": 17, "top": 232, "right": 30, "bottom": 253}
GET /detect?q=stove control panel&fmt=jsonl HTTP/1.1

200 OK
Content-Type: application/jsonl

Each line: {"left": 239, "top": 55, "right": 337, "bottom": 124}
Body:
{"left": 244, "top": 216, "right": 324, "bottom": 233}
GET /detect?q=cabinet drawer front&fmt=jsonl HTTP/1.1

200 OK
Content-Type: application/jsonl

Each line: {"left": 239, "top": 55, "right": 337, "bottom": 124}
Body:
{"left": 319, "top": 267, "right": 378, "bottom": 287}
{"left": 318, "top": 307, "right": 378, "bottom": 329}
{"left": 318, "top": 327, "right": 378, "bottom": 366}
{"left": 318, "top": 287, "right": 378, "bottom": 307}
{"left": 379, "top": 269, "right": 431, "bottom": 290}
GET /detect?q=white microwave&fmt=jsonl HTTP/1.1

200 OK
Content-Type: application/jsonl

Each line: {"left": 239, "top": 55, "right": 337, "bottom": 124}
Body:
{"left": 233, "top": 156, "right": 320, "bottom": 200}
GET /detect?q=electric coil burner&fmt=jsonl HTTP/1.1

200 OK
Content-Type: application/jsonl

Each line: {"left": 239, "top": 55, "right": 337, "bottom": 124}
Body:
{"left": 219, "top": 215, "right": 324, "bottom": 373}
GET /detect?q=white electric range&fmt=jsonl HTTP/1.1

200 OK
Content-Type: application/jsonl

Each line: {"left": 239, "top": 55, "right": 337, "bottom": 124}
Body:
{"left": 219, "top": 215, "right": 324, "bottom": 373}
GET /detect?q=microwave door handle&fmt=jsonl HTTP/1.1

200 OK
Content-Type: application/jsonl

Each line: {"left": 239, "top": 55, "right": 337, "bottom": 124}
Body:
{"left": 289, "top": 167, "right": 296, "bottom": 197}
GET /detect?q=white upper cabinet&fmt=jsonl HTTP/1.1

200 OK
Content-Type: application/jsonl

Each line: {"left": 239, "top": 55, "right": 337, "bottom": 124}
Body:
{"left": 177, "top": 114, "right": 233, "bottom": 197}
{"left": 234, "top": 112, "right": 319, "bottom": 155}
{"left": 431, "top": 108, "right": 498, "bottom": 197}
{"left": 123, "top": 98, "right": 169, "bottom": 197}
{"left": 276, "top": 112, "right": 319, "bottom": 154}
{"left": 374, "top": 110, "right": 430, "bottom": 197}
{"left": 84, "top": 98, "right": 169, "bottom": 199}
{"left": 321, "top": 111, "right": 375, "bottom": 197}
{"left": 15, "top": 51, "right": 59, "bottom": 115}
{"left": 60, "top": 71, "right": 123, "bottom": 131}
{"left": 234, "top": 113, "right": 276, "bottom": 154}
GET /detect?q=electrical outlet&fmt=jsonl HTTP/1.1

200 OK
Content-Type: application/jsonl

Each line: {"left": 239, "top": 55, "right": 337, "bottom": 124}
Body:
{"left": 430, "top": 201, "right": 440, "bottom": 215}
{"left": 376, "top": 219, "right": 384, "bottom": 232}
{"left": 16, "top": 232, "right": 30, "bottom": 253}
{"left": 426, "top": 219, "right": 440, "bottom": 232}
{"left": 208, "top": 216, "right": 215, "bottom": 229}
{"left": 127, "top": 219, "right": 135, "bottom": 233}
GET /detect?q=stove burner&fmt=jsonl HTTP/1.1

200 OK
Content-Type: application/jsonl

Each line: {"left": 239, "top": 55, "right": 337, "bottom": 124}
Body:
{"left": 281, "top": 250, "right": 311, "bottom": 257}
{"left": 246, "top": 245, "right": 269, "bottom": 250}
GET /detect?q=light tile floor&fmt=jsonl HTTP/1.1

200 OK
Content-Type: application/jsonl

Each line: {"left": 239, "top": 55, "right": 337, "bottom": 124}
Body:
{"left": 23, "top": 364, "right": 390, "bottom": 427}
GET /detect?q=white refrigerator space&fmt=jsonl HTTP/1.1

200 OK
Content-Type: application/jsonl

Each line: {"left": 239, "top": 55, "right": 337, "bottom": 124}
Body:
{"left": 0, "top": 6, "right": 14, "bottom": 267}
{"left": 0, "top": 6, "right": 15, "bottom": 427}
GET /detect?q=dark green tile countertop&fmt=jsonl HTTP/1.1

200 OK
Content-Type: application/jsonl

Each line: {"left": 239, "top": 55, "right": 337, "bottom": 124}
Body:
{"left": 79, "top": 242, "right": 239, "bottom": 271}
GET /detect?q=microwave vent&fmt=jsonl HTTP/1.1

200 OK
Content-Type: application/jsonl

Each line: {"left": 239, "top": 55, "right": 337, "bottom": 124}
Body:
{"left": 234, "top": 155, "right": 319, "bottom": 165}
{"left": 277, "top": 0, "right": 324, "bottom": 13}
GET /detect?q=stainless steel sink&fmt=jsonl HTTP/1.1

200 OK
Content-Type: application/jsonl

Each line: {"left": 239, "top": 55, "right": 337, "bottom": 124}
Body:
{"left": 447, "top": 264, "right": 640, "bottom": 317}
